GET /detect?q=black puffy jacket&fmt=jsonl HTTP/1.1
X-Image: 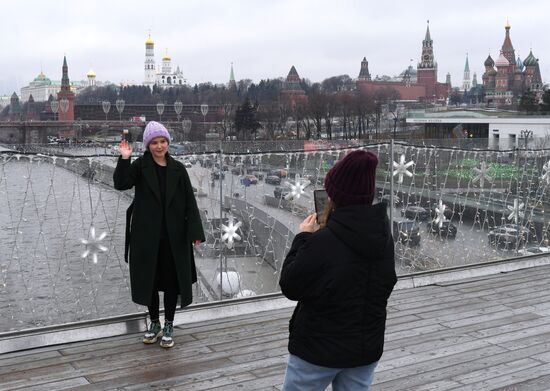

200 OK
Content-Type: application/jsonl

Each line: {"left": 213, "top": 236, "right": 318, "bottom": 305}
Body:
{"left": 279, "top": 203, "right": 397, "bottom": 368}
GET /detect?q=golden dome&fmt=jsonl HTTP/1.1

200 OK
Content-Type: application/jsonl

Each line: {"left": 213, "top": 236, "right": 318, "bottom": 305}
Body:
{"left": 87, "top": 69, "right": 96, "bottom": 77}
{"left": 162, "top": 51, "right": 171, "bottom": 61}
{"left": 145, "top": 34, "right": 154, "bottom": 45}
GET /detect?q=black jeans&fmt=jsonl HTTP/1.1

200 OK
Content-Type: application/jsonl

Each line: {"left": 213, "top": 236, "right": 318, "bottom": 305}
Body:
{"left": 148, "top": 239, "right": 180, "bottom": 322}
{"left": 148, "top": 290, "right": 178, "bottom": 322}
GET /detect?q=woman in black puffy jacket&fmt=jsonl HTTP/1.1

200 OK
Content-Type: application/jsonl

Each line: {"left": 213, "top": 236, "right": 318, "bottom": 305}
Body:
{"left": 280, "top": 150, "right": 397, "bottom": 391}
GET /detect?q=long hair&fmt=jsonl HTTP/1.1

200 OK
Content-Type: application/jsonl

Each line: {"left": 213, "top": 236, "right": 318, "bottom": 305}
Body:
{"left": 319, "top": 199, "right": 337, "bottom": 229}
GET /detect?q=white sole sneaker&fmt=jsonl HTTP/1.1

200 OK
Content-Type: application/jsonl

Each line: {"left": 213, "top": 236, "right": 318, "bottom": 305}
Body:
{"left": 160, "top": 337, "right": 174, "bottom": 348}
{"left": 142, "top": 330, "right": 163, "bottom": 344}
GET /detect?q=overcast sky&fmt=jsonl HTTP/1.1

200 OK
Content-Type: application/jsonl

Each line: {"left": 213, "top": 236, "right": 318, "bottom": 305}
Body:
{"left": 1, "top": 0, "right": 549, "bottom": 95}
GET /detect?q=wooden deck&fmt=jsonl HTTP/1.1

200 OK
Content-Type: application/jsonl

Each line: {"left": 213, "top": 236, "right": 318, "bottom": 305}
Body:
{"left": 3, "top": 264, "right": 550, "bottom": 390}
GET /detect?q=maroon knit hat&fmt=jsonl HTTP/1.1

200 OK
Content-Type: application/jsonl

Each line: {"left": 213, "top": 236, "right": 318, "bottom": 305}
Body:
{"left": 324, "top": 150, "right": 378, "bottom": 206}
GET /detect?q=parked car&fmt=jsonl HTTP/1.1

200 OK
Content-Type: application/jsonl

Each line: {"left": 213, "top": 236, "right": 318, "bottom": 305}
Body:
{"left": 273, "top": 186, "right": 290, "bottom": 199}
{"left": 265, "top": 175, "right": 281, "bottom": 185}
{"left": 426, "top": 221, "right": 458, "bottom": 239}
{"left": 518, "top": 246, "right": 550, "bottom": 256}
{"left": 240, "top": 174, "right": 258, "bottom": 185}
{"left": 183, "top": 161, "right": 192, "bottom": 168}
{"left": 393, "top": 219, "right": 421, "bottom": 246}
{"left": 252, "top": 171, "right": 264, "bottom": 181}
{"left": 269, "top": 169, "right": 289, "bottom": 178}
{"left": 401, "top": 206, "right": 430, "bottom": 221}
{"left": 488, "top": 224, "right": 531, "bottom": 250}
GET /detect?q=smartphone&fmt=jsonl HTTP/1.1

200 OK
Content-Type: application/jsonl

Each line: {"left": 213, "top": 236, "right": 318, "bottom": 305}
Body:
{"left": 122, "top": 129, "right": 130, "bottom": 142}
{"left": 313, "top": 189, "right": 328, "bottom": 223}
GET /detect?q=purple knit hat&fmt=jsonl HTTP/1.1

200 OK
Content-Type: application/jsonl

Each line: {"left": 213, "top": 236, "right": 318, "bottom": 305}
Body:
{"left": 324, "top": 150, "right": 378, "bottom": 206}
{"left": 142, "top": 121, "right": 170, "bottom": 148}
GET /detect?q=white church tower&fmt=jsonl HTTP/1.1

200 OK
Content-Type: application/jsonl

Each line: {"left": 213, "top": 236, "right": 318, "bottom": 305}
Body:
{"left": 144, "top": 34, "right": 156, "bottom": 89}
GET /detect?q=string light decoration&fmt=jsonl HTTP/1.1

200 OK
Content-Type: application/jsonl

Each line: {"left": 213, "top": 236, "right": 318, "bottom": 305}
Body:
{"left": 3, "top": 139, "right": 550, "bottom": 333}
{"left": 507, "top": 199, "right": 525, "bottom": 223}
{"left": 472, "top": 161, "right": 493, "bottom": 187}
{"left": 433, "top": 200, "right": 447, "bottom": 228}
{"left": 283, "top": 174, "right": 310, "bottom": 200}
{"left": 80, "top": 226, "right": 108, "bottom": 264}
{"left": 392, "top": 154, "right": 414, "bottom": 184}
{"left": 221, "top": 216, "right": 242, "bottom": 249}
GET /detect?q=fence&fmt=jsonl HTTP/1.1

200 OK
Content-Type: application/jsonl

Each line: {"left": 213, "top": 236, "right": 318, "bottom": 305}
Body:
{"left": 2, "top": 138, "right": 550, "bottom": 333}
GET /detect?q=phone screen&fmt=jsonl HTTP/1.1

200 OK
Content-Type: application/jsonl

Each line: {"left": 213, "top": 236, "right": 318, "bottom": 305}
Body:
{"left": 314, "top": 189, "right": 328, "bottom": 223}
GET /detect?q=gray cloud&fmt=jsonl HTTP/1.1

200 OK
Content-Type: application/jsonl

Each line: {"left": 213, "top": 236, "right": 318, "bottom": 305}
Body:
{"left": 0, "top": 0, "right": 548, "bottom": 95}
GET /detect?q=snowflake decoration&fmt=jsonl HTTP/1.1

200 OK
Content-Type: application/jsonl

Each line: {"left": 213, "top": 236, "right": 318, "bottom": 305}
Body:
{"left": 392, "top": 154, "right": 414, "bottom": 184}
{"left": 472, "top": 162, "right": 492, "bottom": 187}
{"left": 433, "top": 200, "right": 447, "bottom": 228}
{"left": 221, "top": 216, "right": 242, "bottom": 249}
{"left": 284, "top": 175, "right": 310, "bottom": 200}
{"left": 507, "top": 199, "right": 525, "bottom": 223}
{"left": 80, "top": 226, "right": 108, "bottom": 264}
{"left": 542, "top": 161, "right": 550, "bottom": 185}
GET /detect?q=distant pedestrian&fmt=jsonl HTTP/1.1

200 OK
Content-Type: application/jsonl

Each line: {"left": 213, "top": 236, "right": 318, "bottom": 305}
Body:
{"left": 114, "top": 121, "right": 205, "bottom": 348}
{"left": 279, "top": 150, "right": 397, "bottom": 390}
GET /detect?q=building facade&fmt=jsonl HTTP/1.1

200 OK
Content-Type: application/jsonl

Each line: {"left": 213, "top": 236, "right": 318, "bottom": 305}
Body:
{"left": 482, "top": 23, "right": 543, "bottom": 106}
{"left": 20, "top": 72, "right": 61, "bottom": 102}
{"left": 356, "top": 22, "right": 450, "bottom": 102}
{"left": 143, "top": 34, "right": 186, "bottom": 89}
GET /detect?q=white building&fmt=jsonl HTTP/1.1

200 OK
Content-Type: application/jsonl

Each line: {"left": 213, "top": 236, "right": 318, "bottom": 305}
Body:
{"left": 20, "top": 72, "right": 60, "bottom": 102}
{"left": 143, "top": 34, "right": 186, "bottom": 89}
{"left": 407, "top": 110, "right": 550, "bottom": 150}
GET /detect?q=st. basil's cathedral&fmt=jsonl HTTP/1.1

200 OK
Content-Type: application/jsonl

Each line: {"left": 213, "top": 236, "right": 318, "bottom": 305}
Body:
{"left": 482, "top": 22, "right": 543, "bottom": 106}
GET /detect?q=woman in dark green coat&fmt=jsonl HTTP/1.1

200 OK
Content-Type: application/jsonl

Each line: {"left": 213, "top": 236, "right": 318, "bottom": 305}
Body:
{"left": 113, "top": 121, "right": 205, "bottom": 348}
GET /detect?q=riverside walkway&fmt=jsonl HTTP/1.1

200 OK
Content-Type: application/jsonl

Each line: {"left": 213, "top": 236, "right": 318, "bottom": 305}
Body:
{"left": 2, "top": 261, "right": 550, "bottom": 390}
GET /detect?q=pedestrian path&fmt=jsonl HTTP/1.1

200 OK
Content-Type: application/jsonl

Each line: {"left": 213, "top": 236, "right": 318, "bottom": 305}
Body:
{"left": 3, "top": 263, "right": 550, "bottom": 390}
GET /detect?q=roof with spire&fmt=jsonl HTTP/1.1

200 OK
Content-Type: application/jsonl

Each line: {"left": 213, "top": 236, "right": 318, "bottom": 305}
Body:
{"left": 424, "top": 20, "right": 432, "bottom": 43}
{"left": 524, "top": 50, "right": 538, "bottom": 67}
{"left": 284, "top": 66, "right": 303, "bottom": 91}
{"left": 464, "top": 54, "right": 470, "bottom": 72}
{"left": 502, "top": 22, "right": 514, "bottom": 51}
{"left": 484, "top": 54, "right": 495, "bottom": 67}
{"left": 358, "top": 57, "right": 371, "bottom": 80}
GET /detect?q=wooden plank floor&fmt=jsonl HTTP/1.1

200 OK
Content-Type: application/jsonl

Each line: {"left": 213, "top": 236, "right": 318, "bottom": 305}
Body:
{"left": 3, "top": 265, "right": 550, "bottom": 390}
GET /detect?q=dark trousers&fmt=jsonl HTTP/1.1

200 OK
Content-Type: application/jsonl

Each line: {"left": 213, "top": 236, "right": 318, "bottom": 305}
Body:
{"left": 148, "top": 239, "right": 180, "bottom": 322}
{"left": 148, "top": 291, "right": 178, "bottom": 322}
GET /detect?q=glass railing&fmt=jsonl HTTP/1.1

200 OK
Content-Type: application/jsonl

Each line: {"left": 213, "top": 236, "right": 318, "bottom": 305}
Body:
{"left": 1, "top": 139, "right": 550, "bottom": 333}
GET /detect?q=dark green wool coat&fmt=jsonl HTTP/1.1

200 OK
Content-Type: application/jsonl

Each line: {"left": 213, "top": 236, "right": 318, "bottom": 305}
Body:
{"left": 113, "top": 151, "right": 205, "bottom": 308}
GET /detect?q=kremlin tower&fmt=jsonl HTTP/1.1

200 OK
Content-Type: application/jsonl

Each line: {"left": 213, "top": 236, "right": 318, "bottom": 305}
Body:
{"left": 57, "top": 56, "right": 75, "bottom": 122}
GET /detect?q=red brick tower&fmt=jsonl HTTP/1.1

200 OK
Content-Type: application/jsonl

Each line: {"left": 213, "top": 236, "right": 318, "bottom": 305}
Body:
{"left": 57, "top": 56, "right": 75, "bottom": 121}
{"left": 416, "top": 21, "right": 437, "bottom": 101}
{"left": 280, "top": 66, "right": 308, "bottom": 109}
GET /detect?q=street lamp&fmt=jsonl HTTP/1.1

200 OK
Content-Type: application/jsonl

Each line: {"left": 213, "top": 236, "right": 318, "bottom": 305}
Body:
{"left": 174, "top": 100, "right": 183, "bottom": 122}
{"left": 102, "top": 100, "right": 111, "bottom": 121}
{"left": 200, "top": 103, "right": 208, "bottom": 146}
{"left": 156, "top": 102, "right": 165, "bottom": 122}
{"left": 116, "top": 98, "right": 125, "bottom": 121}
{"left": 182, "top": 118, "right": 192, "bottom": 142}
{"left": 50, "top": 99, "right": 59, "bottom": 121}
{"left": 520, "top": 129, "right": 533, "bottom": 149}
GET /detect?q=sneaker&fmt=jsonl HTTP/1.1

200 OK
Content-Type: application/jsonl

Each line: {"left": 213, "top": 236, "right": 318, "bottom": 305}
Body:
{"left": 160, "top": 322, "right": 175, "bottom": 348}
{"left": 142, "top": 320, "right": 162, "bottom": 344}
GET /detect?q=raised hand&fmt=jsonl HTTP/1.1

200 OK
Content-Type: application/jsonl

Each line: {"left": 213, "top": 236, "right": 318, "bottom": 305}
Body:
{"left": 119, "top": 140, "right": 132, "bottom": 159}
